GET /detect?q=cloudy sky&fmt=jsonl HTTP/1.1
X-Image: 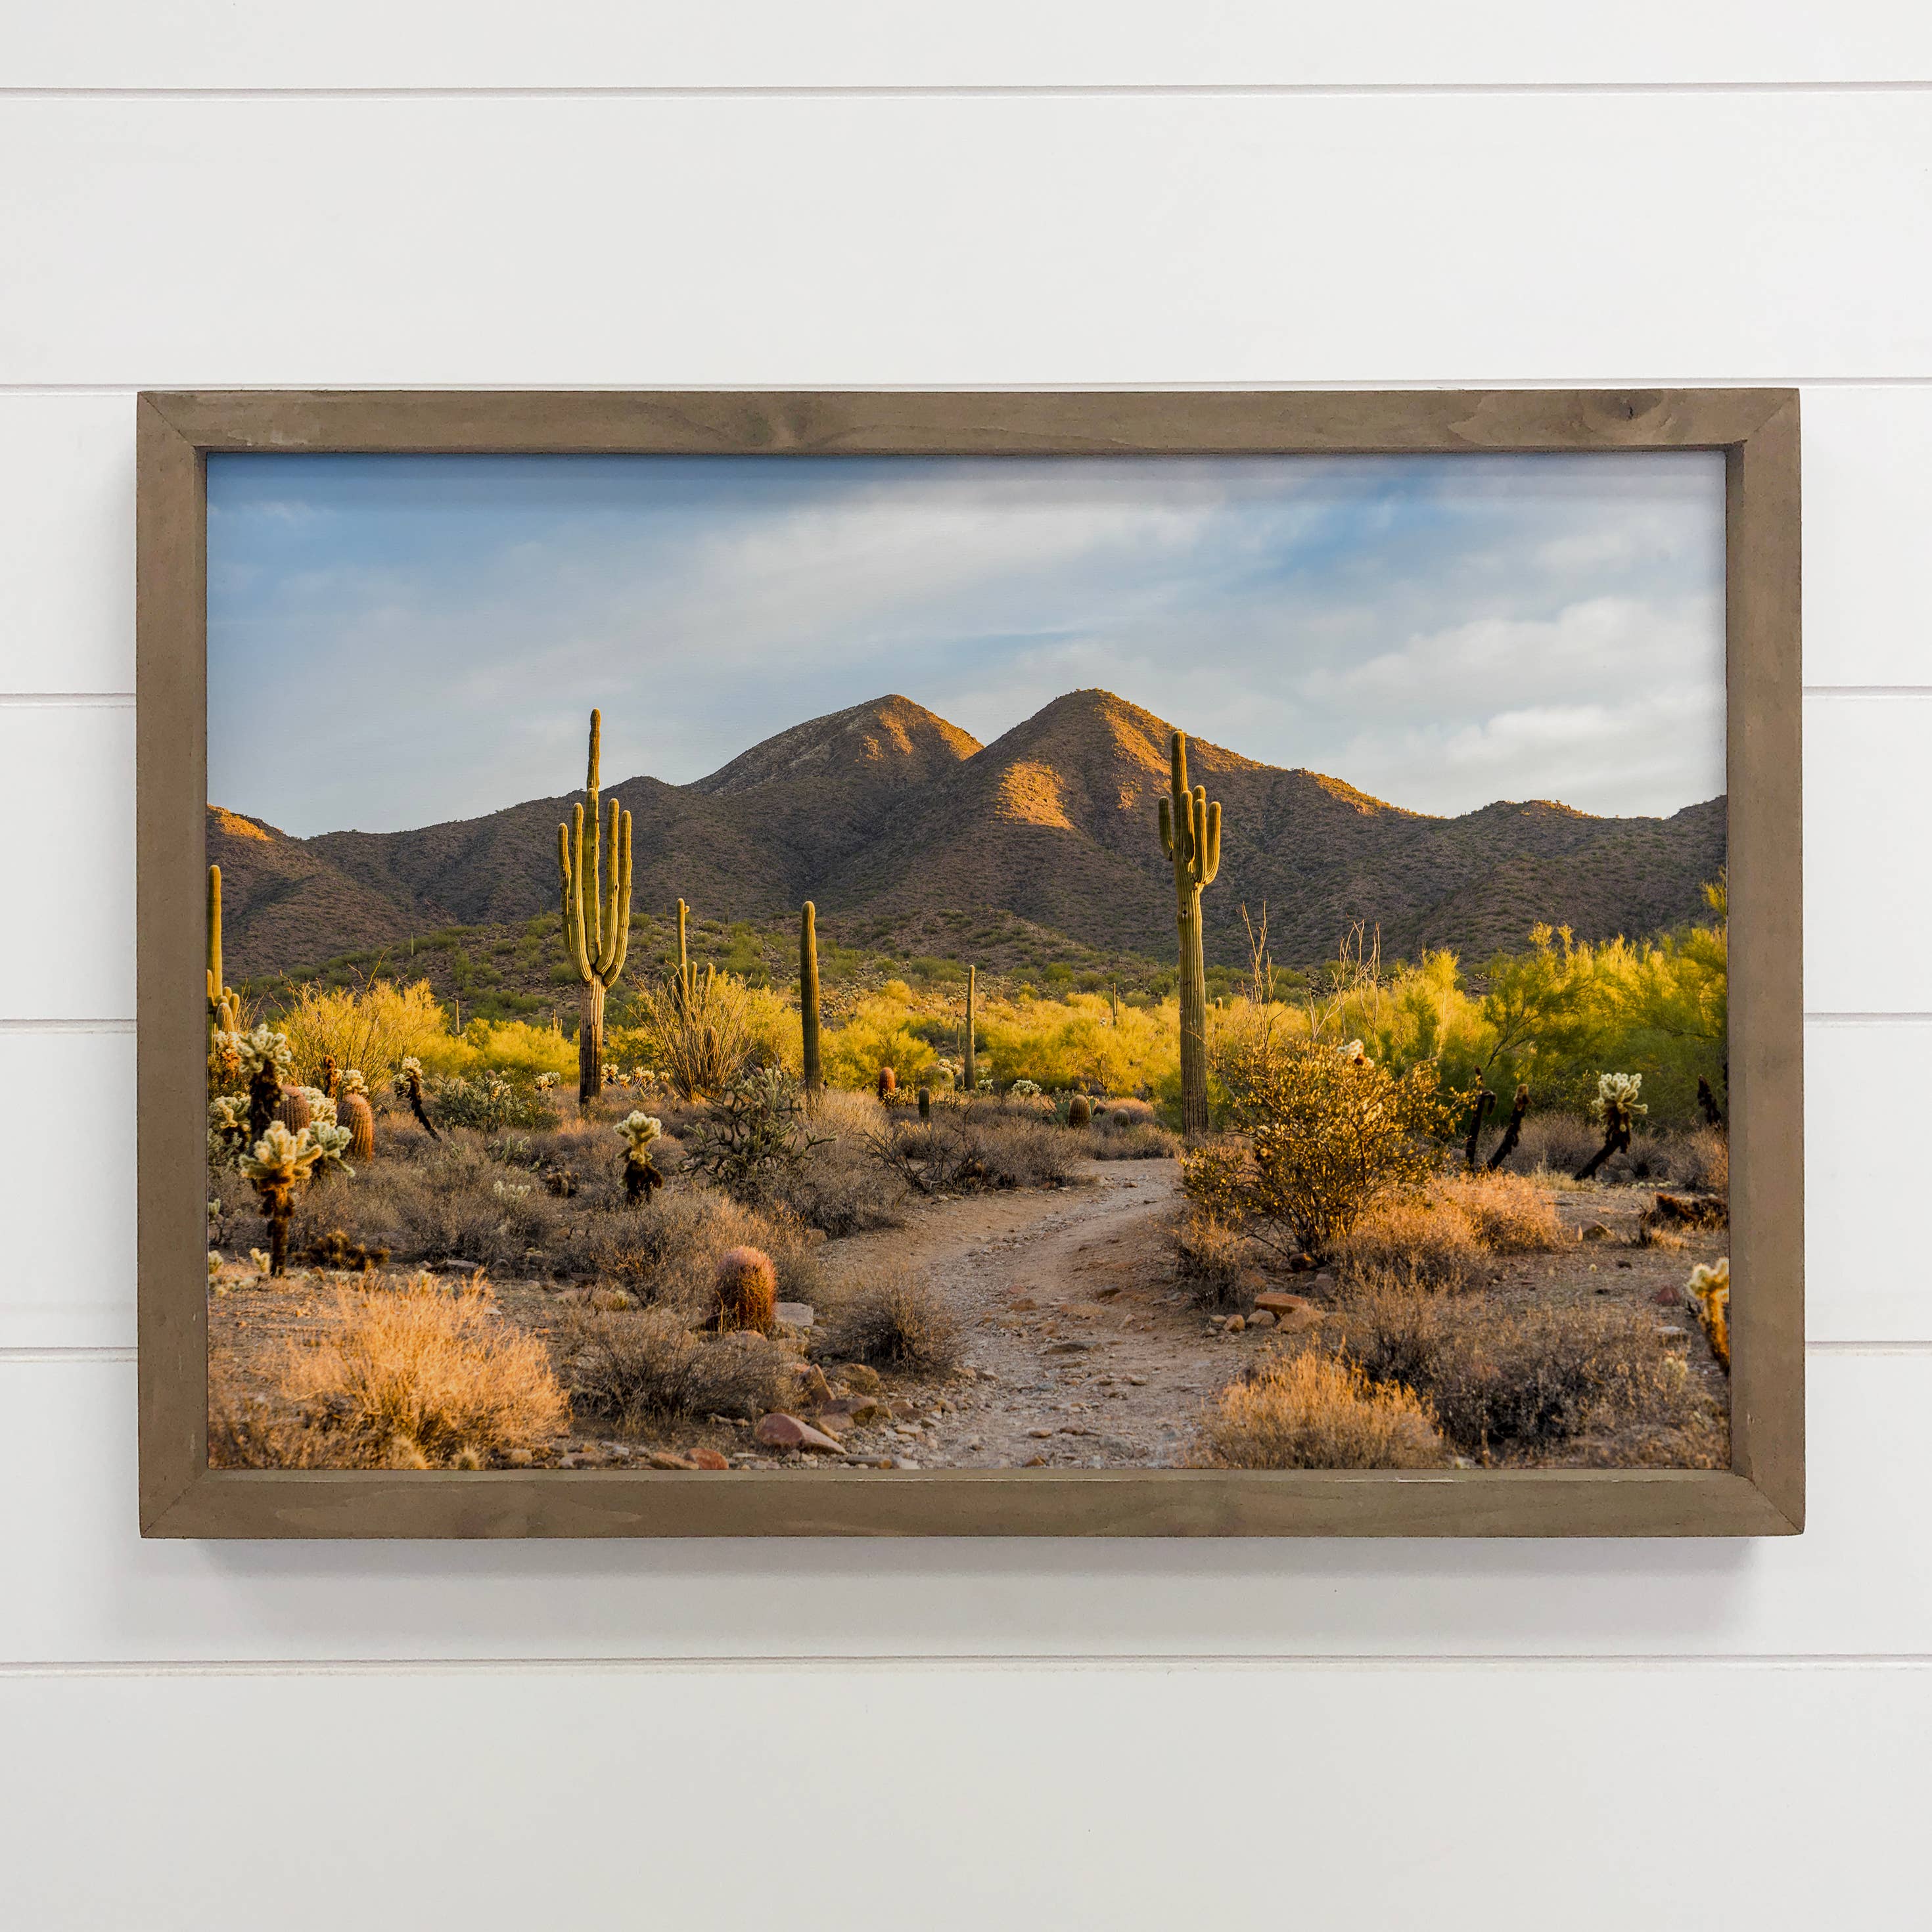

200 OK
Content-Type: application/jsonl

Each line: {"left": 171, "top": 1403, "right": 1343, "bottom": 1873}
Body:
{"left": 207, "top": 449, "right": 1725, "bottom": 837}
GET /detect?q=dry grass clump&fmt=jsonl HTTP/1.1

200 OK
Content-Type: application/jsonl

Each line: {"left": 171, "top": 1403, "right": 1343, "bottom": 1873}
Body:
{"left": 246, "top": 1276, "right": 570, "bottom": 1467}
{"left": 1327, "top": 1269, "right": 1723, "bottom": 1464}
{"left": 1086, "top": 1114, "right": 1182, "bottom": 1161}
{"left": 1333, "top": 1170, "right": 1566, "bottom": 1289}
{"left": 1333, "top": 1193, "right": 1487, "bottom": 1290}
{"left": 1201, "top": 1350, "right": 1446, "bottom": 1469}
{"left": 1175, "top": 1210, "right": 1249, "bottom": 1309}
{"left": 867, "top": 1102, "right": 1082, "bottom": 1195}
{"left": 1434, "top": 1170, "right": 1567, "bottom": 1252}
{"left": 768, "top": 1090, "right": 908, "bottom": 1234}
{"left": 557, "top": 1307, "right": 792, "bottom": 1424}
{"left": 816, "top": 1266, "right": 961, "bottom": 1377}
{"left": 1099, "top": 1097, "right": 1156, "bottom": 1126}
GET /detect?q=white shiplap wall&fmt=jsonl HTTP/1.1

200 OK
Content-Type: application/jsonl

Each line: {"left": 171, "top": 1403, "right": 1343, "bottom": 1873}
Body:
{"left": 3, "top": 12, "right": 1929, "bottom": 1925}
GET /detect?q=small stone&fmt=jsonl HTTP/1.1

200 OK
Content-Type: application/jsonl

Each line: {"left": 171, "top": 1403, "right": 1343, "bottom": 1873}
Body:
{"left": 1023, "top": 1455, "right": 1049, "bottom": 1467}
{"left": 893, "top": 1458, "right": 921, "bottom": 1470}
{"left": 774, "top": 1301, "right": 815, "bottom": 1329}
{"left": 1253, "top": 1292, "right": 1307, "bottom": 1316}
{"left": 1582, "top": 1223, "right": 1614, "bottom": 1242}
{"left": 821, "top": 1396, "right": 886, "bottom": 1429}
{"left": 1127, "top": 1375, "right": 1148, "bottom": 1387}
{"left": 789, "top": 1363, "right": 833, "bottom": 1406}
{"left": 1225, "top": 1314, "right": 1246, "bottom": 1333}
{"left": 1653, "top": 1285, "right": 1682, "bottom": 1306}
{"left": 1008, "top": 1296, "right": 1038, "bottom": 1312}
{"left": 752, "top": 1412, "right": 845, "bottom": 1454}
{"left": 647, "top": 1449, "right": 699, "bottom": 1471}
{"left": 838, "top": 1363, "right": 881, "bottom": 1393}
{"left": 689, "top": 1448, "right": 729, "bottom": 1470}
{"left": 1028, "top": 1428, "right": 1054, "bottom": 1439}
{"left": 1046, "top": 1341, "right": 1093, "bottom": 1354}
{"left": 1247, "top": 1309, "right": 1276, "bottom": 1329}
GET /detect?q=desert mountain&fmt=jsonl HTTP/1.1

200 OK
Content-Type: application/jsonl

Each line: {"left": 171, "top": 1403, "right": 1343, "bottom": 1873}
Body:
{"left": 210, "top": 690, "right": 1724, "bottom": 979}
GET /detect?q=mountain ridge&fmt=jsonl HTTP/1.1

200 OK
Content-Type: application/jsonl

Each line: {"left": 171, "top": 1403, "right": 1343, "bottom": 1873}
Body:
{"left": 210, "top": 689, "right": 1726, "bottom": 978}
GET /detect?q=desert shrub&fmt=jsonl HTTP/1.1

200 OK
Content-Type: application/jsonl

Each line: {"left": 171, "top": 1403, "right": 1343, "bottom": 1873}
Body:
{"left": 820, "top": 990, "right": 939, "bottom": 1093}
{"left": 1200, "top": 1351, "right": 1445, "bottom": 1469}
{"left": 1333, "top": 1193, "right": 1487, "bottom": 1291}
{"left": 1175, "top": 1211, "right": 1248, "bottom": 1309}
{"left": 630, "top": 968, "right": 764, "bottom": 1099}
{"left": 681, "top": 1065, "right": 826, "bottom": 1200}
{"left": 1187, "top": 1036, "right": 1458, "bottom": 1253}
{"left": 275, "top": 1276, "right": 568, "bottom": 1466}
{"left": 557, "top": 1307, "right": 792, "bottom": 1423}
{"left": 866, "top": 1100, "right": 1081, "bottom": 1195}
{"left": 427, "top": 1017, "right": 577, "bottom": 1082}
{"left": 817, "top": 1267, "right": 961, "bottom": 1377}
{"left": 275, "top": 978, "right": 450, "bottom": 1089}
{"left": 424, "top": 1069, "right": 561, "bottom": 1132}
{"left": 1327, "top": 1271, "right": 1722, "bottom": 1463}
{"left": 1099, "top": 1097, "right": 1156, "bottom": 1126}
{"left": 978, "top": 992, "right": 1178, "bottom": 1097}
{"left": 1500, "top": 1112, "right": 1604, "bottom": 1178}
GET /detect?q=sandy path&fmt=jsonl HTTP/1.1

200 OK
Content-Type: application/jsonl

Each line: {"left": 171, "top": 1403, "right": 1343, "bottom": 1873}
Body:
{"left": 814, "top": 1160, "right": 1244, "bottom": 1468}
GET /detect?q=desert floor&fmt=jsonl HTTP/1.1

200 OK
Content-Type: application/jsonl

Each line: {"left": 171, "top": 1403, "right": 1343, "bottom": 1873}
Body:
{"left": 208, "top": 1160, "right": 1729, "bottom": 1471}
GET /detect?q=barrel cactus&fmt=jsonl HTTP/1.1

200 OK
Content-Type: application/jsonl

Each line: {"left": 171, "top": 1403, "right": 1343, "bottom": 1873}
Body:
{"left": 338, "top": 1090, "right": 377, "bottom": 1161}
{"left": 1067, "top": 1093, "right": 1092, "bottom": 1128}
{"left": 276, "top": 1086, "right": 314, "bottom": 1134}
{"left": 713, "top": 1244, "right": 777, "bottom": 1333}
{"left": 877, "top": 1067, "right": 897, "bottom": 1101}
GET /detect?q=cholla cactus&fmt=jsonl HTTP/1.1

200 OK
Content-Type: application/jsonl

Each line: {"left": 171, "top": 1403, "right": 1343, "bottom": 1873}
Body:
{"left": 239, "top": 1120, "right": 324, "bottom": 1275}
{"left": 208, "top": 1094, "right": 251, "bottom": 1168}
{"left": 309, "top": 1120, "right": 355, "bottom": 1178}
{"left": 616, "top": 1110, "right": 664, "bottom": 1202}
{"left": 338, "top": 1067, "right": 369, "bottom": 1097}
{"left": 534, "top": 1070, "right": 560, "bottom": 1093}
{"left": 1589, "top": 1071, "right": 1649, "bottom": 1126}
{"left": 1578, "top": 1071, "right": 1647, "bottom": 1181}
{"left": 1011, "top": 1078, "right": 1042, "bottom": 1098}
{"left": 976, "top": 1076, "right": 994, "bottom": 1095}
{"left": 208, "top": 1027, "right": 246, "bottom": 1090}
{"left": 1343, "top": 1039, "right": 1368, "bottom": 1065}
{"left": 1686, "top": 1256, "right": 1731, "bottom": 1372}
{"left": 299, "top": 1087, "right": 338, "bottom": 1126}
{"left": 392, "top": 1056, "right": 438, "bottom": 1138}
{"left": 235, "top": 1024, "right": 295, "bottom": 1139}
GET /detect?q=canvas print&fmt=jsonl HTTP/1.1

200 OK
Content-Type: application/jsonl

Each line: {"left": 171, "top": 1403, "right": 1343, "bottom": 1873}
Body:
{"left": 202, "top": 451, "right": 1732, "bottom": 1477}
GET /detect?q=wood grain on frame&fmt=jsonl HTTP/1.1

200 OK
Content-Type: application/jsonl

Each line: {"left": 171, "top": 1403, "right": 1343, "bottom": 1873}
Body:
{"left": 136, "top": 389, "right": 1803, "bottom": 1538}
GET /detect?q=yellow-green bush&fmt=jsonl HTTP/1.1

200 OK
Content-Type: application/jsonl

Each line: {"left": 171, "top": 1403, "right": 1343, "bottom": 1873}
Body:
{"left": 276, "top": 978, "right": 451, "bottom": 1088}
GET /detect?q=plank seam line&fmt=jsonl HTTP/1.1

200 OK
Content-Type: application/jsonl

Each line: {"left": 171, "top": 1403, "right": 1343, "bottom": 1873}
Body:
{"left": 0, "top": 1020, "right": 135, "bottom": 1034}
{"left": 3, "top": 1655, "right": 1931, "bottom": 1680}
{"left": 4, "top": 80, "right": 1932, "bottom": 102}
{"left": 5, "top": 1015, "right": 1929, "bottom": 1032}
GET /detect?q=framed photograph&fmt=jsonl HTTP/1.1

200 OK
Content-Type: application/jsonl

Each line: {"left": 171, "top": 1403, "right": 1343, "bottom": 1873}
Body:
{"left": 137, "top": 389, "right": 1801, "bottom": 1538}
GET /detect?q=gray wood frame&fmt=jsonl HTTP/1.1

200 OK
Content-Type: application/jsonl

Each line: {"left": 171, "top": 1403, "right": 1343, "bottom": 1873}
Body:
{"left": 137, "top": 388, "right": 1803, "bottom": 1538}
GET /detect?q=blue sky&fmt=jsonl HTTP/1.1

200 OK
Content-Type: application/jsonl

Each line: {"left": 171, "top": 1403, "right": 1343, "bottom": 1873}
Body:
{"left": 208, "top": 449, "right": 1725, "bottom": 836}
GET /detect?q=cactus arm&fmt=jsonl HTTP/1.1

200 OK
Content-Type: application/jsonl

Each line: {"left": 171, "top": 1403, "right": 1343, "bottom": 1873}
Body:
{"left": 1202, "top": 798, "right": 1221, "bottom": 886}
{"left": 595, "top": 794, "right": 622, "bottom": 977}
{"left": 1158, "top": 794, "right": 1174, "bottom": 861}
{"left": 582, "top": 713, "right": 603, "bottom": 967}
{"left": 563, "top": 803, "right": 591, "bottom": 980}
{"left": 206, "top": 864, "right": 223, "bottom": 1009}
{"left": 599, "top": 809, "right": 632, "bottom": 986}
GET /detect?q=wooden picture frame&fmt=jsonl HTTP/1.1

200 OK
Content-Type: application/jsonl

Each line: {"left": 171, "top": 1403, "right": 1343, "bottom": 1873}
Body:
{"left": 137, "top": 388, "right": 1802, "bottom": 1538}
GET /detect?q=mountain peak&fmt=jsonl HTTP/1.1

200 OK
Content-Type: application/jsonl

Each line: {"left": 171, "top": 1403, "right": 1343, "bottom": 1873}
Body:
{"left": 689, "top": 695, "right": 980, "bottom": 800}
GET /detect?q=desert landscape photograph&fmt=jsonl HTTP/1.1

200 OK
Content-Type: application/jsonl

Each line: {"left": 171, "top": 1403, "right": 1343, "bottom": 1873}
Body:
{"left": 202, "top": 449, "right": 1733, "bottom": 1477}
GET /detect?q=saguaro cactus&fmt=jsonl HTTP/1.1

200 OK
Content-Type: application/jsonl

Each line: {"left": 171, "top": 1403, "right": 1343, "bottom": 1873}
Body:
{"left": 963, "top": 964, "right": 977, "bottom": 1092}
{"left": 206, "top": 865, "right": 239, "bottom": 1033}
{"left": 800, "top": 902, "right": 823, "bottom": 1098}
{"left": 1157, "top": 729, "right": 1222, "bottom": 1138}
{"left": 676, "top": 898, "right": 694, "bottom": 1013}
{"left": 557, "top": 709, "right": 633, "bottom": 1107}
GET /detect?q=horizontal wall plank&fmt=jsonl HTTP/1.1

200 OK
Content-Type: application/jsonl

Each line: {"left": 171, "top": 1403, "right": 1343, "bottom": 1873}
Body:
{"left": 1, "top": 96, "right": 1929, "bottom": 386}
{"left": 0, "top": 1350, "right": 1925, "bottom": 1661}
{"left": 0, "top": 1032, "right": 135, "bottom": 1352}
{"left": 0, "top": 706, "right": 133, "bottom": 1017}
{"left": 4, "top": 3, "right": 1931, "bottom": 91}
{"left": 4, "top": 1662, "right": 1928, "bottom": 1930}
{"left": 0, "top": 1013, "right": 1915, "bottom": 1346}
{"left": 1, "top": 381, "right": 1927, "bottom": 697}
{"left": 0, "top": 395, "right": 133, "bottom": 695}
{"left": 1804, "top": 697, "right": 1932, "bottom": 1012}
{"left": 1801, "top": 386, "right": 1932, "bottom": 688}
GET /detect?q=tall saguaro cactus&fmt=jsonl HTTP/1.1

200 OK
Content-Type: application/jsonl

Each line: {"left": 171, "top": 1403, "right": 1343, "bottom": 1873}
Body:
{"left": 963, "top": 964, "right": 977, "bottom": 1092}
{"left": 676, "top": 898, "right": 695, "bottom": 1013}
{"left": 206, "top": 865, "right": 238, "bottom": 1033}
{"left": 1157, "top": 729, "right": 1222, "bottom": 1138}
{"left": 799, "top": 901, "right": 823, "bottom": 1097}
{"left": 557, "top": 709, "right": 633, "bottom": 1107}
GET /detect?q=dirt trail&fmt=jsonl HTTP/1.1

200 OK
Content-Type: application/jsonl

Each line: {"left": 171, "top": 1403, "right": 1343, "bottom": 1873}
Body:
{"left": 814, "top": 1160, "right": 1243, "bottom": 1468}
